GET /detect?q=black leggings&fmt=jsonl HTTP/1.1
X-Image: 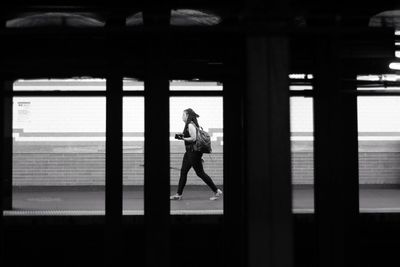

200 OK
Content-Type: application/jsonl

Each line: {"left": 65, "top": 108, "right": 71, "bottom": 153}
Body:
{"left": 177, "top": 151, "right": 218, "bottom": 195}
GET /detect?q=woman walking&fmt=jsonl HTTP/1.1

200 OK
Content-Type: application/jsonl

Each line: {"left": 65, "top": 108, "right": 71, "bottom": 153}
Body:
{"left": 170, "top": 108, "right": 223, "bottom": 201}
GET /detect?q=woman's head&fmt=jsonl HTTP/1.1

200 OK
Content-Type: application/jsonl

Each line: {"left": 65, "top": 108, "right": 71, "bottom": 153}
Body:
{"left": 183, "top": 108, "right": 199, "bottom": 127}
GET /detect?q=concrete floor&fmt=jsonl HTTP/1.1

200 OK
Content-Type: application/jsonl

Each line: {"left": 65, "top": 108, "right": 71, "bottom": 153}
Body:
{"left": 5, "top": 185, "right": 400, "bottom": 215}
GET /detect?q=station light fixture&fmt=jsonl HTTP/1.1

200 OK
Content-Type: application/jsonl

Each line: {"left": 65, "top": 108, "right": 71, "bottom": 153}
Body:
{"left": 389, "top": 62, "right": 400, "bottom": 70}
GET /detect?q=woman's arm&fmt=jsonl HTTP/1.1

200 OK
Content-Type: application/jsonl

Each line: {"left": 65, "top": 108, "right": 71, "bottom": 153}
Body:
{"left": 183, "top": 123, "right": 197, "bottom": 142}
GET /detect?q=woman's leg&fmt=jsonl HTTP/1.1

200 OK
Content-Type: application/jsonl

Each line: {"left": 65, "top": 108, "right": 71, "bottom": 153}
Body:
{"left": 177, "top": 152, "right": 192, "bottom": 195}
{"left": 191, "top": 152, "right": 218, "bottom": 193}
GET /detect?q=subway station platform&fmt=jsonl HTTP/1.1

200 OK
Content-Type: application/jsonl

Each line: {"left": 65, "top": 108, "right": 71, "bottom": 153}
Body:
{"left": 4, "top": 185, "right": 400, "bottom": 215}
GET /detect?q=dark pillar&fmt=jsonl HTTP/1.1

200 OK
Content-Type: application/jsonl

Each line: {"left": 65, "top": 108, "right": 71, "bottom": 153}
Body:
{"left": 0, "top": 79, "right": 12, "bottom": 267}
{"left": 245, "top": 35, "right": 293, "bottom": 267}
{"left": 104, "top": 15, "right": 125, "bottom": 267}
{"left": 223, "top": 38, "right": 246, "bottom": 267}
{"left": 105, "top": 76, "right": 123, "bottom": 266}
{"left": 1, "top": 81, "right": 13, "bottom": 211}
{"left": 313, "top": 36, "right": 359, "bottom": 267}
{"left": 0, "top": 17, "right": 9, "bottom": 265}
{"left": 143, "top": 8, "right": 170, "bottom": 267}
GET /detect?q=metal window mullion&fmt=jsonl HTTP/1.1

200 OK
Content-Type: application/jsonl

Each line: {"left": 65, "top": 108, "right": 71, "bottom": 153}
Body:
{"left": 104, "top": 14, "right": 126, "bottom": 266}
{"left": 144, "top": 76, "right": 170, "bottom": 266}
{"left": 121, "top": 91, "right": 145, "bottom": 97}
{"left": 245, "top": 35, "right": 293, "bottom": 267}
{"left": 223, "top": 74, "right": 246, "bottom": 266}
{"left": 1, "top": 81, "right": 13, "bottom": 211}
{"left": 0, "top": 80, "right": 12, "bottom": 266}
{"left": 313, "top": 37, "right": 360, "bottom": 267}
{"left": 105, "top": 76, "right": 123, "bottom": 219}
{"left": 11, "top": 91, "right": 107, "bottom": 97}
{"left": 143, "top": 8, "right": 171, "bottom": 267}
{"left": 105, "top": 76, "right": 123, "bottom": 266}
{"left": 168, "top": 91, "right": 223, "bottom": 96}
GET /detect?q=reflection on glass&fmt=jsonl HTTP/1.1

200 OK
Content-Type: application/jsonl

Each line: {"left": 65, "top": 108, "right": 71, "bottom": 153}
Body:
{"left": 13, "top": 79, "right": 106, "bottom": 91}
{"left": 123, "top": 97, "right": 144, "bottom": 215}
{"left": 290, "top": 97, "right": 314, "bottom": 213}
{"left": 170, "top": 9, "right": 221, "bottom": 26}
{"left": 357, "top": 74, "right": 400, "bottom": 82}
{"left": 357, "top": 74, "right": 400, "bottom": 90}
{"left": 126, "top": 12, "right": 143, "bottom": 26}
{"left": 289, "top": 73, "right": 313, "bottom": 80}
{"left": 170, "top": 97, "right": 223, "bottom": 214}
{"left": 6, "top": 13, "right": 105, "bottom": 28}
{"left": 389, "top": 62, "right": 400, "bottom": 70}
{"left": 123, "top": 79, "right": 144, "bottom": 91}
{"left": 170, "top": 81, "right": 222, "bottom": 91}
{"left": 290, "top": 85, "right": 313, "bottom": 91}
{"left": 12, "top": 96, "right": 106, "bottom": 215}
{"left": 358, "top": 97, "right": 400, "bottom": 212}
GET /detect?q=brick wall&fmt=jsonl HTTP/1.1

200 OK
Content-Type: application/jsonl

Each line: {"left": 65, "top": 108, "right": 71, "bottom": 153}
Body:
{"left": 13, "top": 153, "right": 106, "bottom": 186}
{"left": 12, "top": 129, "right": 224, "bottom": 186}
{"left": 12, "top": 132, "right": 400, "bottom": 186}
{"left": 359, "top": 152, "right": 400, "bottom": 184}
{"left": 12, "top": 153, "right": 223, "bottom": 186}
{"left": 290, "top": 140, "right": 400, "bottom": 185}
{"left": 13, "top": 151, "right": 400, "bottom": 186}
{"left": 291, "top": 152, "right": 314, "bottom": 185}
{"left": 13, "top": 149, "right": 400, "bottom": 186}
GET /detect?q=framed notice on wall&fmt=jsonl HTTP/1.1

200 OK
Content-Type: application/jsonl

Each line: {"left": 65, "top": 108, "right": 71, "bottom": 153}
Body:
{"left": 16, "top": 101, "right": 31, "bottom": 123}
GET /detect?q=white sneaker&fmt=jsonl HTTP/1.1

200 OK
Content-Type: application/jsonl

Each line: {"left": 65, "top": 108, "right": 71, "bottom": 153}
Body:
{"left": 210, "top": 189, "right": 223, "bottom": 201}
{"left": 170, "top": 194, "right": 183, "bottom": 200}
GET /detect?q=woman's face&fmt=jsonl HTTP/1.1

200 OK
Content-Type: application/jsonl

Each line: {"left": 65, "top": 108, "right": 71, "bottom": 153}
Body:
{"left": 182, "top": 111, "right": 188, "bottom": 123}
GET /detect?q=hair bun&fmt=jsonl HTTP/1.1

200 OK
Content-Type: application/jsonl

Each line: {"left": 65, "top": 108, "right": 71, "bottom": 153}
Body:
{"left": 185, "top": 108, "right": 199, "bottom": 118}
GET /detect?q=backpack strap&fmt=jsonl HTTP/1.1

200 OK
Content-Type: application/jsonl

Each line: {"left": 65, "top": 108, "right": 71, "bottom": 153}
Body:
{"left": 190, "top": 122, "right": 203, "bottom": 131}
{"left": 189, "top": 122, "right": 199, "bottom": 140}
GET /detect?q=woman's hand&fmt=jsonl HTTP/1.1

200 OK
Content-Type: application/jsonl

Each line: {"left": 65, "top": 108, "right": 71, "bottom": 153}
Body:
{"left": 175, "top": 133, "right": 184, "bottom": 140}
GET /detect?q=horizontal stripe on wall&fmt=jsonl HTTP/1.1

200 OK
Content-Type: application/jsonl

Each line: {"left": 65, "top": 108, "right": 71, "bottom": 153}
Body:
{"left": 12, "top": 151, "right": 400, "bottom": 186}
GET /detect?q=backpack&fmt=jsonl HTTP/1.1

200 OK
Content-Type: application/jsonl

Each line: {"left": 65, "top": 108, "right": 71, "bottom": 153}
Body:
{"left": 191, "top": 123, "right": 212, "bottom": 153}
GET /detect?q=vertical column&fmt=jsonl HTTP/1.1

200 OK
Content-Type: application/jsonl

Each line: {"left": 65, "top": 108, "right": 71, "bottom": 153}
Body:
{"left": 1, "top": 81, "right": 12, "bottom": 211}
{"left": 223, "top": 38, "right": 246, "bottom": 267}
{"left": 313, "top": 37, "right": 359, "bottom": 267}
{"left": 0, "top": 79, "right": 2, "bottom": 267}
{"left": 0, "top": 15, "right": 8, "bottom": 265}
{"left": 0, "top": 79, "right": 12, "bottom": 266}
{"left": 104, "top": 15, "right": 125, "bottom": 267}
{"left": 245, "top": 36, "right": 293, "bottom": 267}
{"left": 143, "top": 8, "right": 170, "bottom": 267}
{"left": 105, "top": 76, "right": 123, "bottom": 266}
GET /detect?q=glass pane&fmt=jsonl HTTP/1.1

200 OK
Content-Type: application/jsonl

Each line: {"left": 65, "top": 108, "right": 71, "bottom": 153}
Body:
{"left": 13, "top": 78, "right": 106, "bottom": 91}
{"left": 289, "top": 74, "right": 314, "bottom": 80}
{"left": 170, "top": 9, "right": 221, "bottom": 26}
{"left": 123, "top": 78, "right": 144, "bottom": 91}
{"left": 123, "top": 97, "right": 144, "bottom": 215}
{"left": 170, "top": 97, "right": 223, "bottom": 214}
{"left": 357, "top": 74, "right": 400, "bottom": 90}
{"left": 290, "top": 97, "right": 314, "bottom": 213}
{"left": 170, "top": 80, "right": 222, "bottom": 91}
{"left": 11, "top": 96, "right": 105, "bottom": 215}
{"left": 6, "top": 13, "right": 105, "bottom": 28}
{"left": 290, "top": 85, "right": 313, "bottom": 91}
{"left": 358, "top": 97, "right": 400, "bottom": 212}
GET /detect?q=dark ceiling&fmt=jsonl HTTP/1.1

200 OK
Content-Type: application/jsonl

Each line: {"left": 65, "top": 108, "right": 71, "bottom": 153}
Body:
{"left": 0, "top": 1, "right": 398, "bottom": 80}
